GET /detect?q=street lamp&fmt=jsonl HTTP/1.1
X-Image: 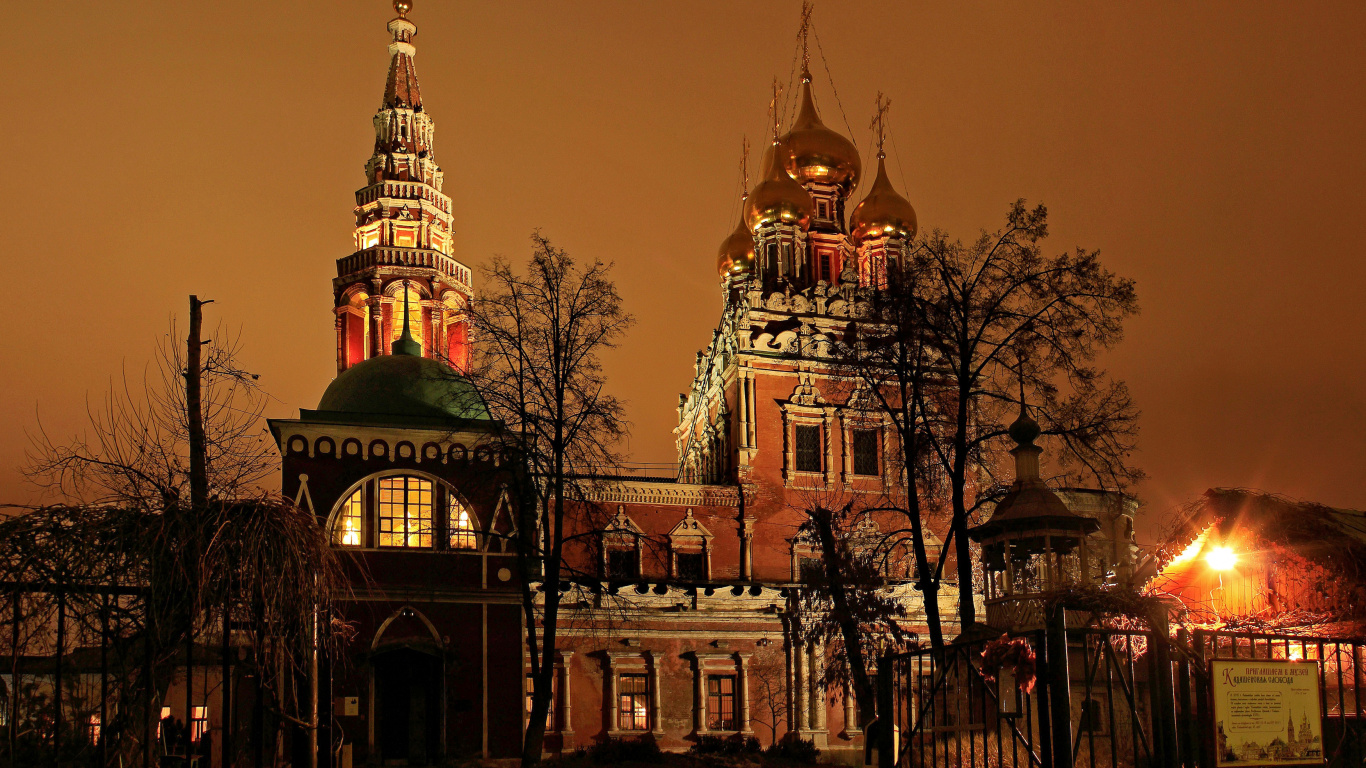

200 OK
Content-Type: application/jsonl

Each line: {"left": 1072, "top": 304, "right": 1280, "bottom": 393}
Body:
{"left": 1205, "top": 546, "right": 1237, "bottom": 571}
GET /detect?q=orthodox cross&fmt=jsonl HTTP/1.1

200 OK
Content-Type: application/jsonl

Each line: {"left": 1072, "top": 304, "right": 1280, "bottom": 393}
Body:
{"left": 769, "top": 79, "right": 785, "bottom": 144}
{"left": 740, "top": 135, "right": 750, "bottom": 199}
{"left": 798, "top": 2, "right": 814, "bottom": 75}
{"left": 871, "top": 92, "right": 891, "bottom": 159}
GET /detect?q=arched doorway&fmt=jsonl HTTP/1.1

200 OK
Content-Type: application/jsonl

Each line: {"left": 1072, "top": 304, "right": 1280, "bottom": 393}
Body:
{"left": 373, "top": 646, "right": 443, "bottom": 764}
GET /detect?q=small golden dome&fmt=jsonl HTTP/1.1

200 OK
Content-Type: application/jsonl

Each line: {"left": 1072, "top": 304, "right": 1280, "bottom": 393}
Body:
{"left": 394, "top": 0, "right": 412, "bottom": 17}
{"left": 717, "top": 217, "right": 756, "bottom": 277}
{"left": 850, "top": 154, "right": 917, "bottom": 244}
{"left": 745, "top": 140, "right": 815, "bottom": 232}
{"left": 781, "top": 73, "right": 862, "bottom": 197}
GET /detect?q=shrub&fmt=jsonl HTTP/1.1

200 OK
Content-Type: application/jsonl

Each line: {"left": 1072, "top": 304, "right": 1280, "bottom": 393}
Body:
{"left": 589, "top": 733, "right": 664, "bottom": 763}
{"left": 765, "top": 734, "right": 820, "bottom": 763}
{"left": 690, "top": 733, "right": 762, "bottom": 755}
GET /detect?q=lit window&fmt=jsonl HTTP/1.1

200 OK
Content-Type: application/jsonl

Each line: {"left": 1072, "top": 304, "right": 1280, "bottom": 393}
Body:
{"left": 378, "top": 476, "right": 433, "bottom": 548}
{"left": 795, "top": 424, "right": 822, "bottom": 472}
{"left": 852, "top": 429, "right": 880, "bottom": 476}
{"left": 157, "top": 706, "right": 171, "bottom": 739}
{"left": 618, "top": 674, "right": 649, "bottom": 731}
{"left": 191, "top": 706, "right": 208, "bottom": 742}
{"left": 450, "top": 497, "right": 477, "bottom": 550}
{"left": 334, "top": 489, "right": 363, "bottom": 547}
{"left": 526, "top": 672, "right": 559, "bottom": 731}
{"left": 89, "top": 714, "right": 100, "bottom": 745}
{"left": 707, "top": 675, "right": 737, "bottom": 731}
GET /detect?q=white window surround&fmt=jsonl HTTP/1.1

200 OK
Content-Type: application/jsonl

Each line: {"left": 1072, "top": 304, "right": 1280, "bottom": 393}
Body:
{"left": 667, "top": 509, "right": 713, "bottom": 581}
{"left": 605, "top": 651, "right": 663, "bottom": 737}
{"left": 601, "top": 506, "right": 645, "bottom": 579}
{"left": 690, "top": 652, "right": 752, "bottom": 736}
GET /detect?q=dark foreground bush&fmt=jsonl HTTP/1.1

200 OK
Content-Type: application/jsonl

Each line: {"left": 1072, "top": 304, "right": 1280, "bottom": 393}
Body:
{"left": 690, "top": 733, "right": 762, "bottom": 755}
{"left": 588, "top": 733, "right": 664, "bottom": 763}
{"left": 764, "top": 735, "right": 820, "bottom": 763}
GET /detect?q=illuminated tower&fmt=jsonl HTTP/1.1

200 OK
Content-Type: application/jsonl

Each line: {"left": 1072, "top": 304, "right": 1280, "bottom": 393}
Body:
{"left": 334, "top": 0, "right": 473, "bottom": 374}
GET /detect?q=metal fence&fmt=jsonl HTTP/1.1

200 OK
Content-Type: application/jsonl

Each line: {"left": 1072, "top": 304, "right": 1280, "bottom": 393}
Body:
{"left": 878, "top": 611, "right": 1365, "bottom": 768}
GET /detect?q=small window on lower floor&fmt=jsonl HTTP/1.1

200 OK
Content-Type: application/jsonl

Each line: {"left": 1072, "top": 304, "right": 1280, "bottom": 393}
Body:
{"left": 707, "top": 675, "right": 737, "bottom": 731}
{"left": 619, "top": 673, "right": 650, "bottom": 731}
{"left": 676, "top": 551, "right": 706, "bottom": 581}
{"left": 607, "top": 548, "right": 640, "bottom": 581}
{"left": 526, "top": 672, "right": 559, "bottom": 731}
{"left": 190, "top": 706, "right": 208, "bottom": 742}
{"left": 799, "top": 556, "right": 823, "bottom": 584}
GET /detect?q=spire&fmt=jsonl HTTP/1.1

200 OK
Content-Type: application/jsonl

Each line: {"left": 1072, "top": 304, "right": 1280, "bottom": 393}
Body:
{"left": 392, "top": 281, "right": 421, "bottom": 356}
{"left": 798, "top": 2, "right": 814, "bottom": 82}
{"left": 383, "top": 1, "right": 422, "bottom": 111}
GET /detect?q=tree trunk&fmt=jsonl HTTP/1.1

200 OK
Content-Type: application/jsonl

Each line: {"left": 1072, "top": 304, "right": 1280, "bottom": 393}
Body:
{"left": 811, "top": 508, "right": 877, "bottom": 728}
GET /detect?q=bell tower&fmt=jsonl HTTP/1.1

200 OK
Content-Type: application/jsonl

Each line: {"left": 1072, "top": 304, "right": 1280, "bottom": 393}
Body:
{"left": 333, "top": 1, "right": 472, "bottom": 374}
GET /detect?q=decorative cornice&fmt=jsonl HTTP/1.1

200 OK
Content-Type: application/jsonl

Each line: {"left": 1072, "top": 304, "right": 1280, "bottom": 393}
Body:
{"left": 584, "top": 480, "right": 743, "bottom": 507}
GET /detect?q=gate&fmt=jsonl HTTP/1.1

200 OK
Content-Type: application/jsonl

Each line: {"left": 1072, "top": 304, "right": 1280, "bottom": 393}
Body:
{"left": 878, "top": 611, "right": 1365, "bottom": 768}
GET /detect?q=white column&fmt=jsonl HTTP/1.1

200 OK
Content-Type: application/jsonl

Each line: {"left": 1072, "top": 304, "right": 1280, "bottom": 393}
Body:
{"left": 738, "top": 653, "right": 752, "bottom": 734}
{"left": 694, "top": 660, "right": 707, "bottom": 734}
{"left": 843, "top": 680, "right": 859, "bottom": 734}
{"left": 606, "top": 657, "right": 619, "bottom": 734}
{"left": 794, "top": 638, "right": 808, "bottom": 731}
{"left": 648, "top": 652, "right": 664, "bottom": 736}
{"left": 559, "top": 651, "right": 574, "bottom": 743}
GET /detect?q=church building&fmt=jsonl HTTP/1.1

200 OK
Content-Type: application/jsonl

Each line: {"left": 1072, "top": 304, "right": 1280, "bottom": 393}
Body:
{"left": 268, "top": 3, "right": 1139, "bottom": 764}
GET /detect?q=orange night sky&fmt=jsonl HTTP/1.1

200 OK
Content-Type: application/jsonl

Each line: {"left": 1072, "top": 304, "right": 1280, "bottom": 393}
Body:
{"left": 3, "top": 1, "right": 1364, "bottom": 539}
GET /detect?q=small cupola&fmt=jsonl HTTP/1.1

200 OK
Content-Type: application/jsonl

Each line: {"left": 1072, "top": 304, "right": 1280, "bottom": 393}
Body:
{"left": 970, "top": 405, "right": 1100, "bottom": 630}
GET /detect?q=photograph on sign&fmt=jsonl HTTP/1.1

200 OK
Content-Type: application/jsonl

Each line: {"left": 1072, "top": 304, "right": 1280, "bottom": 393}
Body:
{"left": 1211, "top": 659, "right": 1324, "bottom": 766}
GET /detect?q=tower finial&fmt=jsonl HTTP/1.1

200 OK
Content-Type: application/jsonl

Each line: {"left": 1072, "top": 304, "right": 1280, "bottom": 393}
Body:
{"left": 392, "top": 281, "right": 421, "bottom": 356}
{"left": 798, "top": 2, "right": 814, "bottom": 80}
{"left": 394, "top": 0, "right": 412, "bottom": 18}
{"left": 871, "top": 92, "right": 891, "bottom": 160}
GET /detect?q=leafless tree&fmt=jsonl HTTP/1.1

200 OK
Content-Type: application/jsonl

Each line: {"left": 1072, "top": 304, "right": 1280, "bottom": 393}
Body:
{"left": 746, "top": 643, "right": 788, "bottom": 745}
{"left": 792, "top": 491, "right": 910, "bottom": 731}
{"left": 838, "top": 199, "right": 1140, "bottom": 644}
{"left": 463, "top": 233, "right": 634, "bottom": 763}
{"left": 12, "top": 298, "right": 347, "bottom": 767}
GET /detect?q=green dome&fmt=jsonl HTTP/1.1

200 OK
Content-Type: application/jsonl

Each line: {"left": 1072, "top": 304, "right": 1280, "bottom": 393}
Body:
{"left": 317, "top": 353, "right": 491, "bottom": 422}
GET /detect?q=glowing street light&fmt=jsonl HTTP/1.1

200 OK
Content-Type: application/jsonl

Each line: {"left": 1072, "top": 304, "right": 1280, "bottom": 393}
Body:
{"left": 1205, "top": 546, "right": 1238, "bottom": 571}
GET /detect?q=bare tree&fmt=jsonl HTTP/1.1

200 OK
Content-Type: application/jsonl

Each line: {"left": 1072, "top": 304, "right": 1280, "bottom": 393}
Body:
{"left": 747, "top": 643, "right": 788, "bottom": 745}
{"left": 463, "top": 233, "right": 633, "bottom": 763}
{"left": 837, "top": 200, "right": 1140, "bottom": 645}
{"left": 14, "top": 298, "right": 346, "bottom": 767}
{"left": 793, "top": 493, "right": 910, "bottom": 732}
{"left": 912, "top": 200, "right": 1140, "bottom": 633}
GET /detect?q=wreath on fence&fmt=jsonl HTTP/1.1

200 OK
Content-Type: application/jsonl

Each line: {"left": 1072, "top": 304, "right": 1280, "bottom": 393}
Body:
{"left": 979, "top": 635, "right": 1037, "bottom": 694}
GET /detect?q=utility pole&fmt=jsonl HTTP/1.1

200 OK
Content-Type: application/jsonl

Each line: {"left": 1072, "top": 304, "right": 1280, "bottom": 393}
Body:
{"left": 188, "top": 295, "right": 213, "bottom": 510}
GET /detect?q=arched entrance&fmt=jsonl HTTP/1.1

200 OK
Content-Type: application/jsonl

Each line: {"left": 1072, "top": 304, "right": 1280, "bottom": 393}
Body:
{"left": 373, "top": 646, "right": 443, "bottom": 764}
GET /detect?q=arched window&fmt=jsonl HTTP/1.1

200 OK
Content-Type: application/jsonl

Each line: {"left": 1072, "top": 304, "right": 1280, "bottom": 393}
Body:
{"left": 378, "top": 476, "right": 433, "bottom": 548}
{"left": 335, "top": 488, "right": 364, "bottom": 547}
{"left": 450, "top": 497, "right": 477, "bottom": 549}
{"left": 329, "top": 474, "right": 481, "bottom": 552}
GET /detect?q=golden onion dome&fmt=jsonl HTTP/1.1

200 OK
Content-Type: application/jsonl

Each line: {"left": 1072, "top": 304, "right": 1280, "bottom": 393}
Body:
{"left": 781, "top": 72, "right": 862, "bottom": 197}
{"left": 717, "top": 216, "right": 756, "bottom": 277}
{"left": 850, "top": 154, "right": 917, "bottom": 244}
{"left": 744, "top": 139, "right": 815, "bottom": 232}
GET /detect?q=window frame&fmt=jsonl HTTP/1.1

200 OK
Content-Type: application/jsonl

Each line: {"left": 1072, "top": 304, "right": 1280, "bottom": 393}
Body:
{"left": 707, "top": 674, "right": 738, "bottom": 732}
{"left": 327, "top": 472, "right": 480, "bottom": 552}
{"left": 617, "top": 673, "right": 650, "bottom": 732}
{"left": 794, "top": 423, "right": 823, "bottom": 473}
{"left": 852, "top": 427, "right": 880, "bottom": 477}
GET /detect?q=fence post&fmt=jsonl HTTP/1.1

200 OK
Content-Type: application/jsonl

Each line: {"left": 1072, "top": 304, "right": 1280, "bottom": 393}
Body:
{"left": 1045, "top": 603, "right": 1072, "bottom": 768}
{"left": 1191, "top": 629, "right": 1213, "bottom": 768}
{"left": 1147, "top": 605, "right": 1180, "bottom": 767}
{"left": 877, "top": 656, "right": 894, "bottom": 768}
{"left": 1175, "top": 627, "right": 1194, "bottom": 767}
